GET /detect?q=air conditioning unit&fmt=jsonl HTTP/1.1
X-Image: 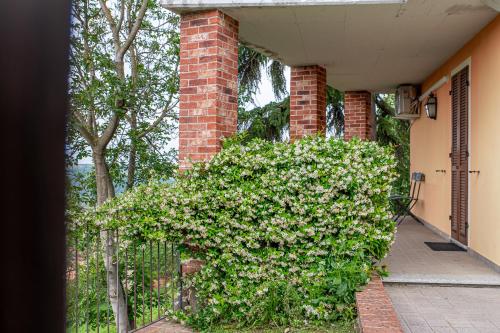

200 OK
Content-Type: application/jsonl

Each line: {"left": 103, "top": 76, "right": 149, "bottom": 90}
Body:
{"left": 395, "top": 85, "right": 420, "bottom": 120}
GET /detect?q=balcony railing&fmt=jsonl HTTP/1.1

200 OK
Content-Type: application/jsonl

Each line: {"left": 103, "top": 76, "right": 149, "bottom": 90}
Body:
{"left": 66, "top": 226, "right": 182, "bottom": 333}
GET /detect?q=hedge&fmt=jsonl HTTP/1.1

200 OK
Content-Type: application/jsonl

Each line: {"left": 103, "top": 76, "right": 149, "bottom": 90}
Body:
{"left": 87, "top": 136, "right": 397, "bottom": 329}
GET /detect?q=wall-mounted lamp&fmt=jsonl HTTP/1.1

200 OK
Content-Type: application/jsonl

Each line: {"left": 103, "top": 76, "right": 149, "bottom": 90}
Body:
{"left": 425, "top": 93, "right": 437, "bottom": 119}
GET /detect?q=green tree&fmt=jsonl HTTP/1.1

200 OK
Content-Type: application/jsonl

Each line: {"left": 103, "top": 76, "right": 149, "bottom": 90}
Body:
{"left": 237, "top": 47, "right": 346, "bottom": 139}
{"left": 238, "top": 97, "right": 290, "bottom": 142}
{"left": 238, "top": 86, "right": 345, "bottom": 142}
{"left": 238, "top": 46, "right": 287, "bottom": 104}
{"left": 374, "top": 94, "right": 411, "bottom": 193}
{"left": 236, "top": 47, "right": 409, "bottom": 193}
{"left": 68, "top": 0, "right": 179, "bottom": 330}
{"left": 326, "top": 87, "right": 345, "bottom": 137}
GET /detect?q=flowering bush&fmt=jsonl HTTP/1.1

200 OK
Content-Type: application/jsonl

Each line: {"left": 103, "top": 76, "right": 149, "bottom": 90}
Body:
{"left": 92, "top": 136, "right": 397, "bottom": 329}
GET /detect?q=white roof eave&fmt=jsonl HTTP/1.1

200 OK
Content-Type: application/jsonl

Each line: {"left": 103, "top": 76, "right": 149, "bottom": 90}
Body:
{"left": 161, "top": 0, "right": 406, "bottom": 13}
{"left": 162, "top": 0, "right": 498, "bottom": 92}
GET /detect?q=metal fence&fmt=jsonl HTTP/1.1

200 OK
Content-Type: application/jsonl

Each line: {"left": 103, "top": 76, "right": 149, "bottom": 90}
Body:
{"left": 66, "top": 228, "right": 182, "bottom": 333}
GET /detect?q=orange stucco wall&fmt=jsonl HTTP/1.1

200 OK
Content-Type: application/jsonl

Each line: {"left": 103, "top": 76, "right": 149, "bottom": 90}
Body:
{"left": 410, "top": 14, "right": 500, "bottom": 265}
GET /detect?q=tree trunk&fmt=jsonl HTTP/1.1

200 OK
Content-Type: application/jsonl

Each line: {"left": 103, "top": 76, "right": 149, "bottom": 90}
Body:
{"left": 126, "top": 112, "right": 137, "bottom": 191}
{"left": 94, "top": 150, "right": 129, "bottom": 333}
{"left": 94, "top": 150, "right": 115, "bottom": 206}
{"left": 102, "top": 230, "right": 129, "bottom": 333}
{"left": 126, "top": 142, "right": 136, "bottom": 190}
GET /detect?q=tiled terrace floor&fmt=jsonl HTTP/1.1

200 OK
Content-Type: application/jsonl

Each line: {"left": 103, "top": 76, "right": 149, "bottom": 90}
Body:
{"left": 386, "top": 284, "right": 500, "bottom": 333}
{"left": 380, "top": 218, "right": 500, "bottom": 286}
{"left": 382, "top": 218, "right": 500, "bottom": 333}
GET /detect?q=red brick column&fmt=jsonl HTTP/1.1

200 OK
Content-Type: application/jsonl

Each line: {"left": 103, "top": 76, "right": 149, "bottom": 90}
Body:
{"left": 344, "top": 91, "right": 375, "bottom": 140}
{"left": 290, "top": 65, "right": 327, "bottom": 141}
{"left": 179, "top": 10, "right": 239, "bottom": 170}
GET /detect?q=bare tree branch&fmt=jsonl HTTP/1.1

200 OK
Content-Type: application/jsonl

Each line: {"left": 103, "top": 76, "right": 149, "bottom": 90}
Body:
{"left": 144, "top": 133, "right": 164, "bottom": 156}
{"left": 97, "top": 113, "right": 120, "bottom": 150}
{"left": 117, "top": 0, "right": 148, "bottom": 61}
{"left": 136, "top": 61, "right": 179, "bottom": 138}
{"left": 98, "top": 0, "right": 120, "bottom": 51}
{"left": 72, "top": 109, "right": 97, "bottom": 146}
{"left": 137, "top": 103, "right": 177, "bottom": 139}
{"left": 82, "top": 0, "right": 96, "bottom": 82}
{"left": 116, "top": 0, "right": 126, "bottom": 34}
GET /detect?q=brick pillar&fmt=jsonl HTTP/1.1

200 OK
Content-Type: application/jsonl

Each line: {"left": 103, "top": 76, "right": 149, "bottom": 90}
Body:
{"left": 344, "top": 91, "right": 375, "bottom": 140}
{"left": 290, "top": 65, "right": 327, "bottom": 141}
{"left": 179, "top": 10, "right": 239, "bottom": 170}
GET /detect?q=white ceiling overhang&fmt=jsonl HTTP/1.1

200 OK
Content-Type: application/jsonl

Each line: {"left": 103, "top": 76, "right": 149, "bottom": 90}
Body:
{"left": 163, "top": 0, "right": 499, "bottom": 92}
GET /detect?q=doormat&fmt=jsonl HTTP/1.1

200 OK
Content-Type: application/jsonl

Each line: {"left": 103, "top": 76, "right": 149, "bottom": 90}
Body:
{"left": 425, "top": 242, "right": 466, "bottom": 251}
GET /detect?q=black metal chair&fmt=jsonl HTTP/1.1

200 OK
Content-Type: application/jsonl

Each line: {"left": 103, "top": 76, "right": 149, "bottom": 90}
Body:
{"left": 391, "top": 172, "right": 425, "bottom": 225}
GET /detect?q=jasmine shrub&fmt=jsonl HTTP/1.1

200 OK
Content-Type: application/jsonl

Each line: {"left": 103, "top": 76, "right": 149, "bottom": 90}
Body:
{"left": 93, "top": 136, "right": 397, "bottom": 329}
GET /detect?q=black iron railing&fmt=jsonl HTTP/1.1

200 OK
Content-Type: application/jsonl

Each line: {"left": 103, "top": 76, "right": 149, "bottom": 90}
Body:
{"left": 66, "top": 228, "right": 182, "bottom": 333}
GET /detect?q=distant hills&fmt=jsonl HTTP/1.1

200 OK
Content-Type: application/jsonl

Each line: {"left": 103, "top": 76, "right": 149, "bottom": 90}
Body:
{"left": 67, "top": 164, "right": 125, "bottom": 194}
{"left": 68, "top": 164, "right": 174, "bottom": 196}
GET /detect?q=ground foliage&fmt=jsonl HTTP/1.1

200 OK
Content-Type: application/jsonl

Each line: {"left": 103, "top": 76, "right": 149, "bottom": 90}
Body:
{"left": 81, "top": 136, "right": 397, "bottom": 330}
